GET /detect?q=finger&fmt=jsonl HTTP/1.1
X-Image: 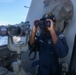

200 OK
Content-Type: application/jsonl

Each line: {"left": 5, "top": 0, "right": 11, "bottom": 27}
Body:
{"left": 46, "top": 26, "right": 50, "bottom": 29}
{"left": 46, "top": 19, "right": 51, "bottom": 22}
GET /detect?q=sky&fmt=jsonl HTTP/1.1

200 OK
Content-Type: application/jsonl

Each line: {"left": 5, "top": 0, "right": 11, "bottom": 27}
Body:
{"left": 0, "top": 0, "right": 32, "bottom": 25}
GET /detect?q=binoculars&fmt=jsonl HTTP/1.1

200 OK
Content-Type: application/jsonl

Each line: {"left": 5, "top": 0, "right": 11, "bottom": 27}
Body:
{"left": 34, "top": 19, "right": 51, "bottom": 29}
{"left": 0, "top": 21, "right": 30, "bottom": 36}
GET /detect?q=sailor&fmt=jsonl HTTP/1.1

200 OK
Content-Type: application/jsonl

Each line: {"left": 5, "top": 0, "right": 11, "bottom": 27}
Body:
{"left": 28, "top": 13, "right": 69, "bottom": 75}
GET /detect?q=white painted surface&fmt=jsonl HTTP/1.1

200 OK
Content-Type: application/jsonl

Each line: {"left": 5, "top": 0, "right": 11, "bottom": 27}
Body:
{"left": 26, "top": 0, "right": 44, "bottom": 29}
{"left": 63, "top": 0, "right": 76, "bottom": 64}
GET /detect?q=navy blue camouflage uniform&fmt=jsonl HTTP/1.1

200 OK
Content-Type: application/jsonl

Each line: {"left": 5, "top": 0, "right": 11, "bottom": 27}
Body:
{"left": 29, "top": 31, "right": 69, "bottom": 75}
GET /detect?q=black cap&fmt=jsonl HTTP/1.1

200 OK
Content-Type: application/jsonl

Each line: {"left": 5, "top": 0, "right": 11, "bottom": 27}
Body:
{"left": 42, "top": 13, "right": 56, "bottom": 23}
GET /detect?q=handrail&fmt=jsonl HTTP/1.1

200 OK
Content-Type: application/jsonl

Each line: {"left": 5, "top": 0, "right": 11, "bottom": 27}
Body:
{"left": 0, "top": 45, "right": 8, "bottom": 50}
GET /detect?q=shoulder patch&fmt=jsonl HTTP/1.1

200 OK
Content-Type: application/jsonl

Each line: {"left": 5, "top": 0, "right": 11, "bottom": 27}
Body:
{"left": 59, "top": 34, "right": 64, "bottom": 39}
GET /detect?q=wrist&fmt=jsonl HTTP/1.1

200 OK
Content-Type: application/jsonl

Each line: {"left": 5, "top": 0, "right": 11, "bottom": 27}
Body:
{"left": 50, "top": 28, "right": 55, "bottom": 34}
{"left": 32, "top": 30, "right": 36, "bottom": 34}
{"left": 32, "top": 26, "right": 37, "bottom": 33}
{"left": 50, "top": 28, "right": 55, "bottom": 32}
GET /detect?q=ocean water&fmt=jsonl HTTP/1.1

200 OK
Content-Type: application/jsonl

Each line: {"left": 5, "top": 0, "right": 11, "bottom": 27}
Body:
{"left": 0, "top": 36, "right": 26, "bottom": 46}
{"left": 0, "top": 36, "right": 8, "bottom": 46}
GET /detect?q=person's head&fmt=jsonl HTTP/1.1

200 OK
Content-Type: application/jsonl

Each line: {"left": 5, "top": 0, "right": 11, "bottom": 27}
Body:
{"left": 41, "top": 13, "right": 56, "bottom": 32}
{"left": 42, "top": 13, "right": 56, "bottom": 23}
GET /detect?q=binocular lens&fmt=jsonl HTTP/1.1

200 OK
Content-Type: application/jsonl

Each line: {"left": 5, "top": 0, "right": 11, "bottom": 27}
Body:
{"left": 46, "top": 21, "right": 51, "bottom": 27}
{"left": 8, "top": 26, "right": 21, "bottom": 36}
{"left": 34, "top": 20, "right": 39, "bottom": 26}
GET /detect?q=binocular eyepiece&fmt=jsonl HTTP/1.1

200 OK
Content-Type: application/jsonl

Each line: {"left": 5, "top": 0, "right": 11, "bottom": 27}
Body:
{"left": 34, "top": 19, "right": 51, "bottom": 29}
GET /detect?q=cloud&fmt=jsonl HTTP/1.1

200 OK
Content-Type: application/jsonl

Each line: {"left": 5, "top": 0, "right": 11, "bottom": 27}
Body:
{"left": 0, "top": 20, "right": 9, "bottom": 25}
{"left": 0, "top": 0, "right": 15, "bottom": 3}
{"left": 0, "top": 20, "right": 15, "bottom": 25}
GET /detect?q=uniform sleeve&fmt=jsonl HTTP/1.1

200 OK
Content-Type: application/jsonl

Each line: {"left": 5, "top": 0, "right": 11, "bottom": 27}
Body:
{"left": 54, "top": 34, "right": 69, "bottom": 58}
